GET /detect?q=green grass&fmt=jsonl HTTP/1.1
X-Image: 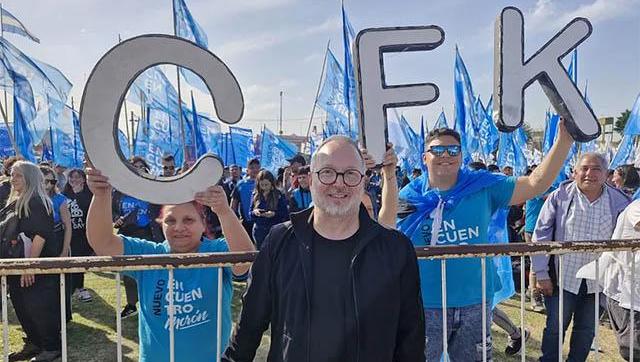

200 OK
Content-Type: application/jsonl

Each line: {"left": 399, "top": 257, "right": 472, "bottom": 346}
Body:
{"left": 3, "top": 273, "right": 627, "bottom": 361}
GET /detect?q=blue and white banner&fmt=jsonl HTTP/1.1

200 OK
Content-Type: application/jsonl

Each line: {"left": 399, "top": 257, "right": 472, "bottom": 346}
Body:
{"left": 229, "top": 126, "right": 254, "bottom": 167}
{"left": 260, "top": 127, "right": 298, "bottom": 173}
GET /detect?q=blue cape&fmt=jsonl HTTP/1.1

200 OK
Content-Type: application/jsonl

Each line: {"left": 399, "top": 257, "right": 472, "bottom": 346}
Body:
{"left": 397, "top": 168, "right": 515, "bottom": 307}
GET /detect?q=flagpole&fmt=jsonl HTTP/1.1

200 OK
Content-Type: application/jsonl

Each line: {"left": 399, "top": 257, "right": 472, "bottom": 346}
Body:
{"left": 0, "top": 2, "right": 17, "bottom": 155}
{"left": 190, "top": 90, "right": 197, "bottom": 152}
{"left": 172, "top": 0, "right": 188, "bottom": 165}
{"left": 71, "top": 97, "right": 78, "bottom": 166}
{"left": 305, "top": 40, "right": 330, "bottom": 140}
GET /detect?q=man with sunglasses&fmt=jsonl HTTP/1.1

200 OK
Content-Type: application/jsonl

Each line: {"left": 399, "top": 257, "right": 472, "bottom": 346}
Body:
{"left": 397, "top": 122, "right": 574, "bottom": 361}
{"left": 224, "top": 135, "right": 424, "bottom": 362}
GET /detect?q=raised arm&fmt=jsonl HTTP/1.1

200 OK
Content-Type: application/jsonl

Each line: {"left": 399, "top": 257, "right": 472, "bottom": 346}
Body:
{"left": 195, "top": 185, "right": 255, "bottom": 275}
{"left": 86, "top": 168, "right": 124, "bottom": 256}
{"left": 59, "top": 200, "right": 72, "bottom": 257}
{"left": 510, "top": 119, "right": 574, "bottom": 205}
{"left": 378, "top": 146, "right": 398, "bottom": 228}
{"left": 362, "top": 144, "right": 398, "bottom": 228}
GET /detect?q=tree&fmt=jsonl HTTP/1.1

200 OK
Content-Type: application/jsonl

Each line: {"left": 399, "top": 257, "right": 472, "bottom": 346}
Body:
{"left": 614, "top": 109, "right": 631, "bottom": 135}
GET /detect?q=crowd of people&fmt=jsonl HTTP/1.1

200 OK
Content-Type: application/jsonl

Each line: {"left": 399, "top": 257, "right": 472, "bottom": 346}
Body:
{"left": 2, "top": 122, "right": 640, "bottom": 361}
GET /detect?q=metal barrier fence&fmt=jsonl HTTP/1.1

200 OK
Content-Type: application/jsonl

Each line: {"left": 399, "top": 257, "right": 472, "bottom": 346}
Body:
{"left": 1, "top": 240, "right": 639, "bottom": 362}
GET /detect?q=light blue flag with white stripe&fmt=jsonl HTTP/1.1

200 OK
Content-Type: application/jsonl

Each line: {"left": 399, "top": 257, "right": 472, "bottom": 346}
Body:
{"left": 1, "top": 8, "right": 39, "bottom": 43}
{"left": 173, "top": 0, "right": 209, "bottom": 92}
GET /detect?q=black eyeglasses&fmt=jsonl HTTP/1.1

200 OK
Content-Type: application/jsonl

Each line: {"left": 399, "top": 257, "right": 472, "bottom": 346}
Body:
{"left": 315, "top": 168, "right": 364, "bottom": 187}
{"left": 427, "top": 145, "right": 461, "bottom": 157}
{"left": 45, "top": 179, "right": 57, "bottom": 185}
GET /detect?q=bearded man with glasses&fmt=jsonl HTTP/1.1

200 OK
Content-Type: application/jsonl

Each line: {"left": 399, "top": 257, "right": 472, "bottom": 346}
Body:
{"left": 224, "top": 135, "right": 425, "bottom": 362}
{"left": 396, "top": 123, "right": 575, "bottom": 361}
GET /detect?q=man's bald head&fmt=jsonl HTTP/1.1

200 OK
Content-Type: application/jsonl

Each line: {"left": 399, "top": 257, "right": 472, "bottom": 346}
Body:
{"left": 310, "top": 135, "right": 365, "bottom": 172}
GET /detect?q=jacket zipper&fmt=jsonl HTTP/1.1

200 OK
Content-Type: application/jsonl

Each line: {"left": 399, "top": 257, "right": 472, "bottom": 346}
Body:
{"left": 350, "top": 252, "right": 360, "bottom": 362}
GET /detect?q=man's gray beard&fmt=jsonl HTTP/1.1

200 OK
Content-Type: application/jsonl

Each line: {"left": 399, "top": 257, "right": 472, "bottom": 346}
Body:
{"left": 310, "top": 187, "right": 362, "bottom": 217}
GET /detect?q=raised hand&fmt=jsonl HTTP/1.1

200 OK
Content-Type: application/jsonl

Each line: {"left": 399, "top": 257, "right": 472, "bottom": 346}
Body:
{"left": 86, "top": 168, "right": 112, "bottom": 197}
{"left": 194, "top": 185, "right": 232, "bottom": 216}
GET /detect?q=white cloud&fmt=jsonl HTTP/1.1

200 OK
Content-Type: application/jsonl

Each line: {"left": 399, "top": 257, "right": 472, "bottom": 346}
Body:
{"left": 214, "top": 33, "right": 285, "bottom": 58}
{"left": 525, "top": 0, "right": 639, "bottom": 31}
{"left": 302, "top": 16, "right": 341, "bottom": 36}
{"left": 555, "top": 0, "right": 639, "bottom": 26}
{"left": 197, "top": 0, "right": 295, "bottom": 20}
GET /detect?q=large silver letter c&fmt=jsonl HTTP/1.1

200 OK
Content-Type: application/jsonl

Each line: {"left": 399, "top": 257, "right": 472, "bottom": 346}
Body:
{"left": 80, "top": 34, "right": 243, "bottom": 204}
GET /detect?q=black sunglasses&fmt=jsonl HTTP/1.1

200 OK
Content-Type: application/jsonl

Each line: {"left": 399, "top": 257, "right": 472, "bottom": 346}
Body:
{"left": 427, "top": 145, "right": 461, "bottom": 157}
{"left": 45, "top": 179, "right": 57, "bottom": 185}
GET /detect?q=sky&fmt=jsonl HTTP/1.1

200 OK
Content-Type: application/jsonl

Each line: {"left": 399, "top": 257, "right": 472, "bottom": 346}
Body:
{"left": 5, "top": 0, "right": 640, "bottom": 137}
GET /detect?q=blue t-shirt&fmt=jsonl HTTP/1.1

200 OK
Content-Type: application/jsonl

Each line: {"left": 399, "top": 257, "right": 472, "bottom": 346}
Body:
{"left": 122, "top": 237, "right": 233, "bottom": 362}
{"left": 120, "top": 195, "right": 151, "bottom": 228}
{"left": 409, "top": 177, "right": 516, "bottom": 308}
{"left": 525, "top": 196, "right": 545, "bottom": 233}
{"left": 51, "top": 193, "right": 68, "bottom": 224}
{"left": 232, "top": 178, "right": 255, "bottom": 221}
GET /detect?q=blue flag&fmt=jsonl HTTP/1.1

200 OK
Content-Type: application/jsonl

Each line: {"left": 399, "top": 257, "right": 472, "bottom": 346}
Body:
{"left": 0, "top": 125, "right": 14, "bottom": 158}
{"left": 542, "top": 113, "right": 560, "bottom": 155}
{"left": 118, "top": 129, "right": 130, "bottom": 160}
{"left": 434, "top": 110, "right": 448, "bottom": 129}
{"left": 0, "top": 38, "right": 71, "bottom": 143}
{"left": 134, "top": 106, "right": 150, "bottom": 158}
{"left": 497, "top": 131, "right": 527, "bottom": 176}
{"left": 475, "top": 97, "right": 499, "bottom": 159}
{"left": 400, "top": 116, "right": 422, "bottom": 171}
{"left": 420, "top": 116, "right": 426, "bottom": 170}
{"left": 229, "top": 127, "right": 254, "bottom": 167}
{"left": 580, "top": 82, "right": 597, "bottom": 153}
{"left": 453, "top": 47, "right": 478, "bottom": 164}
{"left": 126, "top": 66, "right": 179, "bottom": 112}
{"left": 1, "top": 7, "right": 39, "bottom": 43}
{"left": 173, "top": 0, "right": 209, "bottom": 92}
{"left": 317, "top": 49, "right": 355, "bottom": 139}
{"left": 260, "top": 127, "right": 298, "bottom": 173}
{"left": 624, "top": 93, "right": 640, "bottom": 136}
{"left": 610, "top": 135, "right": 636, "bottom": 169}
{"left": 567, "top": 49, "right": 578, "bottom": 85}
{"left": 189, "top": 93, "right": 206, "bottom": 157}
{"left": 71, "top": 109, "right": 84, "bottom": 167}
{"left": 341, "top": 3, "right": 358, "bottom": 138}
{"left": 12, "top": 73, "right": 36, "bottom": 162}
{"left": 51, "top": 105, "right": 84, "bottom": 168}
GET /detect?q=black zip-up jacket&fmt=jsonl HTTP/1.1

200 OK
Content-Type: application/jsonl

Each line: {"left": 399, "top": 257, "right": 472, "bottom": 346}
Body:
{"left": 223, "top": 205, "right": 425, "bottom": 362}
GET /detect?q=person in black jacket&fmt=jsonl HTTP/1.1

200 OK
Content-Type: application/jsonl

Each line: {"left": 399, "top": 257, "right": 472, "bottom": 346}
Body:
{"left": 223, "top": 135, "right": 424, "bottom": 362}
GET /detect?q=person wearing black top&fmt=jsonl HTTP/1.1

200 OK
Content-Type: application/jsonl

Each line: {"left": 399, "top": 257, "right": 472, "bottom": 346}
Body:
{"left": 224, "top": 136, "right": 424, "bottom": 362}
{"left": 63, "top": 169, "right": 94, "bottom": 303}
{"left": 7, "top": 161, "right": 62, "bottom": 362}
